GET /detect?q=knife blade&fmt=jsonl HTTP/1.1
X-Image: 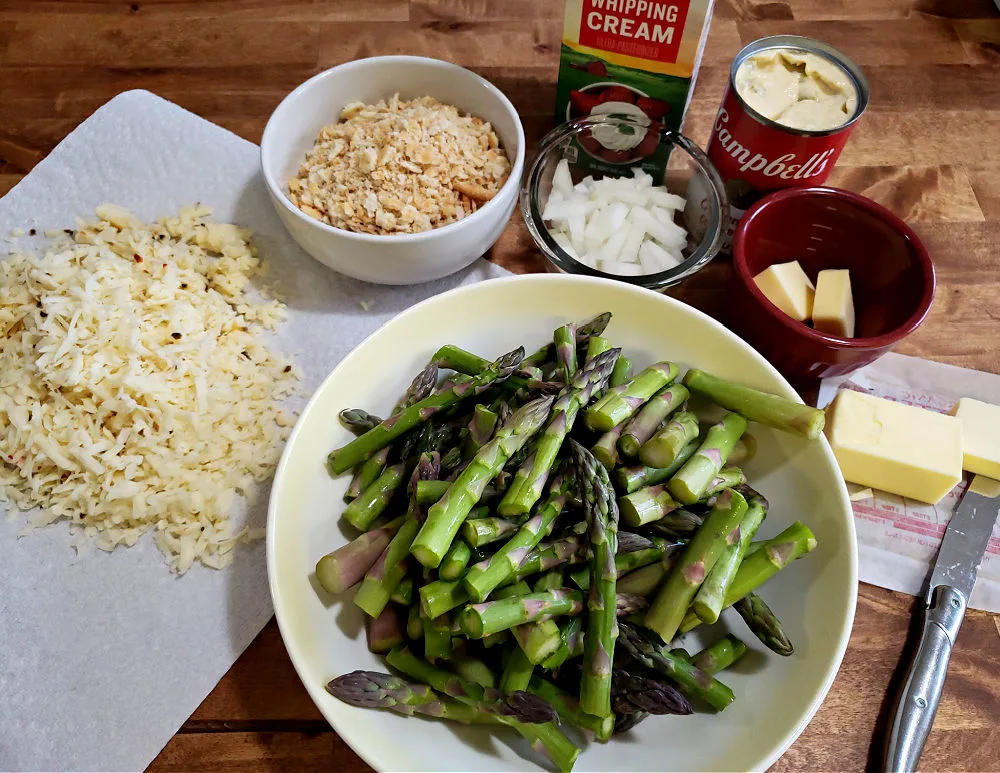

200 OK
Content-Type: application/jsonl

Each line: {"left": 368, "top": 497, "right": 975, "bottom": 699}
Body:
{"left": 884, "top": 475, "right": 1000, "bottom": 773}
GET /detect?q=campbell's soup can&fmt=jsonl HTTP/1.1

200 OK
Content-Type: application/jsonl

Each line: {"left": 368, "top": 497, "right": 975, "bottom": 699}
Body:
{"left": 708, "top": 35, "right": 869, "bottom": 251}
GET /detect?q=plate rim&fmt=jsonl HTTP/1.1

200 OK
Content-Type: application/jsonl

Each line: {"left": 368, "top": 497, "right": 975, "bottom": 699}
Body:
{"left": 266, "top": 272, "right": 858, "bottom": 773}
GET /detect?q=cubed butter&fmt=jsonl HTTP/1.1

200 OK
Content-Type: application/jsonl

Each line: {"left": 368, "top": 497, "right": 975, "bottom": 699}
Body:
{"left": 825, "top": 390, "right": 963, "bottom": 505}
{"left": 753, "top": 261, "right": 815, "bottom": 322}
{"left": 949, "top": 398, "right": 1000, "bottom": 479}
{"left": 812, "top": 269, "right": 855, "bottom": 337}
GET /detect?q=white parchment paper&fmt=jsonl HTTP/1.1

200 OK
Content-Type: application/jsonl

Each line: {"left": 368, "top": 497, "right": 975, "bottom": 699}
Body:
{"left": 0, "top": 90, "right": 509, "bottom": 773}
{"left": 817, "top": 352, "right": 1000, "bottom": 613}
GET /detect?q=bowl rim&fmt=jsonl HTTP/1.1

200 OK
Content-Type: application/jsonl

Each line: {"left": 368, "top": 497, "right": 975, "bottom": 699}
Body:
{"left": 732, "top": 186, "right": 936, "bottom": 349}
{"left": 260, "top": 55, "right": 526, "bottom": 244}
{"left": 520, "top": 115, "right": 728, "bottom": 291}
{"left": 266, "top": 272, "right": 858, "bottom": 773}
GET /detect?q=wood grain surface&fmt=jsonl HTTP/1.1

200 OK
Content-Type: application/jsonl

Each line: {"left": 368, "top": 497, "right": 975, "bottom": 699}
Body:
{"left": 1, "top": 1, "right": 998, "bottom": 771}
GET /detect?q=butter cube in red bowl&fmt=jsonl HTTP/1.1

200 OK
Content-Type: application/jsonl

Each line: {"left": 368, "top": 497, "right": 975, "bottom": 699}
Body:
{"left": 730, "top": 186, "right": 935, "bottom": 384}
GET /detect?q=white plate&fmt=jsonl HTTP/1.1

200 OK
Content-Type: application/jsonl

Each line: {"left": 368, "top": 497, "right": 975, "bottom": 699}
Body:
{"left": 267, "top": 273, "right": 857, "bottom": 773}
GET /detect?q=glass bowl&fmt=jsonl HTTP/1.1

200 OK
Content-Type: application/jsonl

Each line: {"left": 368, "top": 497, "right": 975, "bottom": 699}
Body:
{"left": 521, "top": 114, "right": 728, "bottom": 291}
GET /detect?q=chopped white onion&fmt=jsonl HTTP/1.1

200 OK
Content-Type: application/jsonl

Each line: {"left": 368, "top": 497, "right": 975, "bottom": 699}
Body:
{"left": 542, "top": 159, "right": 689, "bottom": 277}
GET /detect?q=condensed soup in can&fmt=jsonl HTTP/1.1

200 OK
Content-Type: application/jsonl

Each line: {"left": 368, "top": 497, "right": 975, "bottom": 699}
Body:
{"left": 708, "top": 35, "right": 869, "bottom": 250}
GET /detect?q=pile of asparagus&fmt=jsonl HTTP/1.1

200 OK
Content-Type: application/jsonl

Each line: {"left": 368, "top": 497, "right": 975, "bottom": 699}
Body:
{"left": 317, "top": 313, "right": 824, "bottom": 772}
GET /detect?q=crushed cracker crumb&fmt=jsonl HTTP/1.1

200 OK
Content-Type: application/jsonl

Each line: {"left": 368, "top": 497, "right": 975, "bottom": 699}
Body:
{"left": 288, "top": 94, "right": 512, "bottom": 235}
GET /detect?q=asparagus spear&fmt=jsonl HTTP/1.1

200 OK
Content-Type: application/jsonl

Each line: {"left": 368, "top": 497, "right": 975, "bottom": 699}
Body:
{"left": 386, "top": 647, "right": 579, "bottom": 772}
{"left": 493, "top": 580, "right": 533, "bottom": 599}
{"left": 328, "top": 349, "right": 523, "bottom": 474}
{"left": 614, "top": 439, "right": 699, "bottom": 494}
{"left": 533, "top": 569, "right": 566, "bottom": 592}
{"left": 683, "top": 368, "right": 826, "bottom": 440}
{"left": 500, "top": 647, "right": 535, "bottom": 693}
{"left": 415, "top": 479, "right": 450, "bottom": 505}
{"left": 592, "top": 423, "right": 626, "bottom": 471}
{"left": 735, "top": 592, "right": 794, "bottom": 655}
{"left": 553, "top": 322, "right": 578, "bottom": 383}
{"left": 522, "top": 312, "right": 613, "bottom": 368}
{"left": 354, "top": 455, "right": 439, "bottom": 618}
{"left": 619, "top": 484, "right": 679, "bottom": 527}
{"left": 611, "top": 669, "right": 693, "bottom": 716}
{"left": 514, "top": 619, "right": 564, "bottom": 665}
{"left": 514, "top": 535, "right": 586, "bottom": 579}
{"left": 406, "top": 604, "right": 423, "bottom": 640}
{"left": 679, "top": 521, "right": 818, "bottom": 634}
{"left": 366, "top": 605, "right": 405, "bottom": 653}
{"left": 617, "top": 623, "right": 734, "bottom": 711}
{"left": 459, "top": 589, "right": 584, "bottom": 639}
{"left": 617, "top": 563, "right": 666, "bottom": 596}
{"left": 459, "top": 516, "right": 518, "bottom": 549}
{"left": 424, "top": 612, "right": 453, "bottom": 663}
{"left": 339, "top": 409, "right": 383, "bottom": 437}
{"left": 615, "top": 535, "right": 677, "bottom": 575}
{"left": 315, "top": 515, "right": 405, "bottom": 594}
{"left": 464, "top": 474, "right": 572, "bottom": 602}
{"left": 451, "top": 651, "right": 497, "bottom": 688}
{"left": 411, "top": 395, "right": 554, "bottom": 568}
{"left": 464, "top": 404, "right": 499, "bottom": 458}
{"left": 327, "top": 671, "right": 491, "bottom": 724}
{"left": 584, "top": 361, "right": 679, "bottom": 433}
{"left": 612, "top": 710, "right": 648, "bottom": 734}
{"left": 609, "top": 354, "right": 632, "bottom": 388}
{"left": 341, "top": 364, "right": 439, "bottom": 496}
{"left": 691, "top": 635, "right": 748, "bottom": 675}
{"left": 638, "top": 410, "right": 699, "bottom": 469}
{"left": 570, "top": 439, "right": 620, "bottom": 719}
{"left": 499, "top": 348, "right": 619, "bottom": 518}
{"left": 419, "top": 578, "right": 470, "bottom": 620}
{"left": 692, "top": 488, "right": 768, "bottom": 624}
{"left": 439, "top": 541, "right": 472, "bottom": 581}
{"left": 528, "top": 676, "right": 616, "bottom": 739}
{"left": 540, "top": 617, "right": 584, "bottom": 671}
{"left": 703, "top": 467, "right": 747, "bottom": 499}
{"left": 646, "top": 488, "right": 748, "bottom": 643}
{"left": 584, "top": 335, "right": 611, "bottom": 360}
{"left": 668, "top": 412, "right": 747, "bottom": 505}
{"left": 617, "top": 384, "right": 689, "bottom": 459}
{"left": 342, "top": 463, "right": 406, "bottom": 531}
{"left": 641, "top": 508, "right": 704, "bottom": 540}
{"left": 389, "top": 575, "right": 414, "bottom": 606}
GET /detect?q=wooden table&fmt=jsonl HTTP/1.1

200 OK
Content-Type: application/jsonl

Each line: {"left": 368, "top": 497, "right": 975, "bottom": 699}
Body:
{"left": 2, "top": 0, "right": 999, "bottom": 770}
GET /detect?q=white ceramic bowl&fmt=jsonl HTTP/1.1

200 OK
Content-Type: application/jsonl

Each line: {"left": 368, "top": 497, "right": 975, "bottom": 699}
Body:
{"left": 267, "top": 274, "right": 857, "bottom": 772}
{"left": 260, "top": 56, "right": 525, "bottom": 285}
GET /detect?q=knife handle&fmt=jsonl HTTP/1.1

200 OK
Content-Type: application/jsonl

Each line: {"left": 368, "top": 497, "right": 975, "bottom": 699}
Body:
{"left": 884, "top": 585, "right": 967, "bottom": 773}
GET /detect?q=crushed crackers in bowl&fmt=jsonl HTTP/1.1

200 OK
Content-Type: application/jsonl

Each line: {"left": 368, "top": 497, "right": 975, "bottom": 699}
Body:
{"left": 288, "top": 95, "right": 512, "bottom": 236}
{"left": 261, "top": 56, "right": 524, "bottom": 285}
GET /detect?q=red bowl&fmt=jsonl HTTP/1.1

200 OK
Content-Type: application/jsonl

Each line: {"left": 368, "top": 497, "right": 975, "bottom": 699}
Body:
{"left": 730, "top": 187, "right": 935, "bottom": 385}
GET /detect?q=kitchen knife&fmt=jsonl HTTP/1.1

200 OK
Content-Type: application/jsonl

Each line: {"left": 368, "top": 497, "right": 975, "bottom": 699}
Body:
{"left": 884, "top": 475, "right": 1000, "bottom": 773}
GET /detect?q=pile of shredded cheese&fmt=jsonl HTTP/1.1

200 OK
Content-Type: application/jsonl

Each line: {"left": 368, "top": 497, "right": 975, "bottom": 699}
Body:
{"left": 0, "top": 204, "right": 299, "bottom": 573}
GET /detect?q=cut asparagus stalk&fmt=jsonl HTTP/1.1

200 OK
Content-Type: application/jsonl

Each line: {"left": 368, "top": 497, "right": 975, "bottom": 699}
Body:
{"left": 617, "top": 384, "right": 689, "bottom": 458}
{"left": 678, "top": 521, "right": 817, "bottom": 634}
{"left": 638, "top": 410, "right": 699, "bottom": 469}
{"left": 645, "top": 488, "right": 748, "bottom": 643}
{"left": 668, "top": 412, "right": 747, "bottom": 505}
{"left": 691, "top": 634, "right": 748, "bottom": 675}
{"left": 315, "top": 515, "right": 405, "bottom": 595}
{"left": 584, "top": 361, "right": 680, "bottom": 433}
{"left": 683, "top": 368, "right": 825, "bottom": 440}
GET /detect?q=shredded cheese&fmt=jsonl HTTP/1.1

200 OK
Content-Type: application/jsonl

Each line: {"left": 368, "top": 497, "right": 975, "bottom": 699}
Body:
{"left": 0, "top": 204, "right": 299, "bottom": 573}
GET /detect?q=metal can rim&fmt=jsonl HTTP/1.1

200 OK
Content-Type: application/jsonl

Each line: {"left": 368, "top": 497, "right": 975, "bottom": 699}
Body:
{"left": 728, "top": 35, "right": 871, "bottom": 138}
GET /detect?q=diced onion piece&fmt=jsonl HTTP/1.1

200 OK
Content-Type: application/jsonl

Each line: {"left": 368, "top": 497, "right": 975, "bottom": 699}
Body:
{"left": 552, "top": 158, "right": 574, "bottom": 198}
{"left": 639, "top": 240, "right": 682, "bottom": 273}
{"left": 551, "top": 232, "right": 579, "bottom": 260}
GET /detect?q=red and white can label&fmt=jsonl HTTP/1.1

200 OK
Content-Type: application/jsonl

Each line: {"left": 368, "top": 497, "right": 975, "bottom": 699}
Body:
{"left": 708, "top": 83, "right": 858, "bottom": 250}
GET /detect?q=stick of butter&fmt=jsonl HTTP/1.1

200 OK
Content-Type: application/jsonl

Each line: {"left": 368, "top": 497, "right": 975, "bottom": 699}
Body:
{"left": 825, "top": 390, "right": 963, "bottom": 505}
{"left": 753, "top": 261, "right": 815, "bottom": 321}
{"left": 949, "top": 398, "right": 1000, "bottom": 479}
{"left": 812, "top": 269, "right": 855, "bottom": 337}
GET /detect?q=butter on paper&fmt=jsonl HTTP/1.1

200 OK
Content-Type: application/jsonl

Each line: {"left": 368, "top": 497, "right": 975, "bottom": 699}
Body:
{"left": 818, "top": 352, "right": 1000, "bottom": 613}
{"left": 0, "top": 91, "right": 508, "bottom": 773}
